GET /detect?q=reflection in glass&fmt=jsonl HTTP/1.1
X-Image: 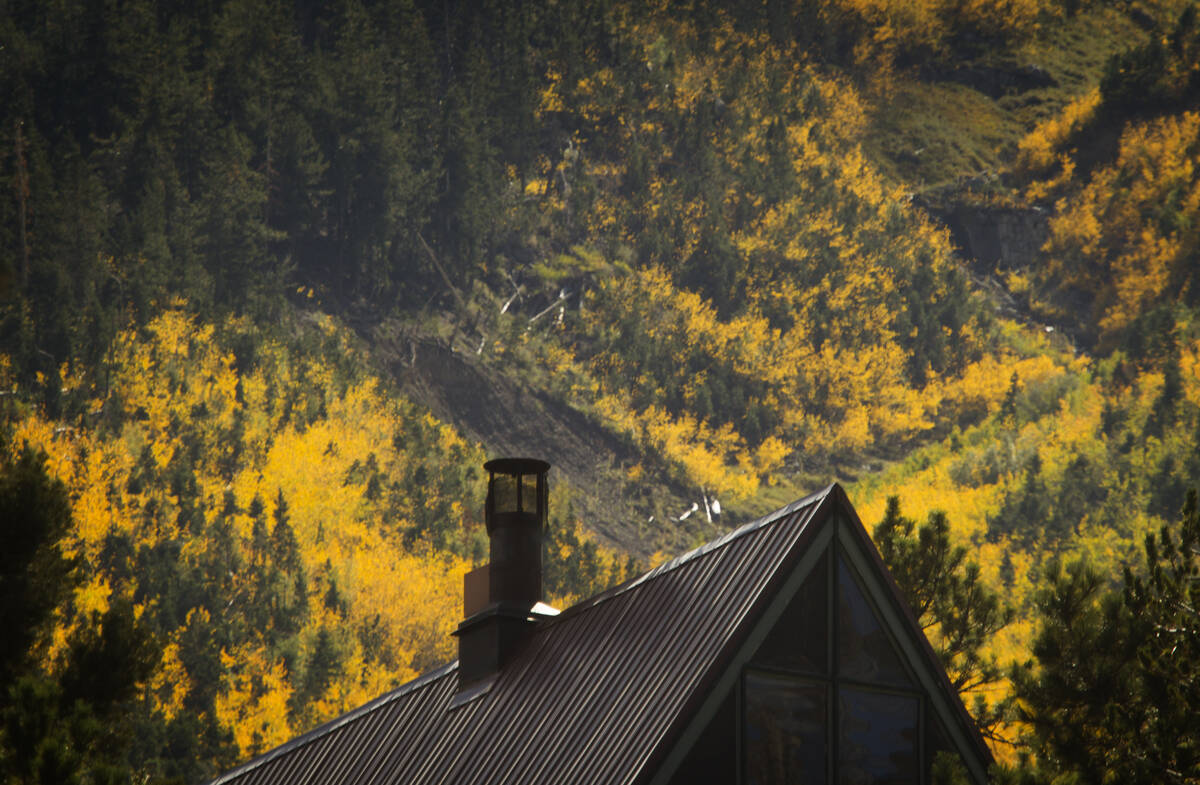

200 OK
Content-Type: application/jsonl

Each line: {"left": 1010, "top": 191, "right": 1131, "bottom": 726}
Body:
{"left": 752, "top": 555, "right": 828, "bottom": 675}
{"left": 838, "top": 556, "right": 912, "bottom": 687}
{"left": 839, "top": 687, "right": 919, "bottom": 785}
{"left": 745, "top": 672, "right": 826, "bottom": 785}
{"left": 670, "top": 688, "right": 736, "bottom": 784}
{"left": 927, "top": 716, "right": 971, "bottom": 785}
{"left": 491, "top": 472, "right": 518, "bottom": 513}
{"left": 519, "top": 472, "right": 539, "bottom": 512}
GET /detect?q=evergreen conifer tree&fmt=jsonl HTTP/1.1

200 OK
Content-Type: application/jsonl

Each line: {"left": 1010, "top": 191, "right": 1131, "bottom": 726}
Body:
{"left": 0, "top": 440, "right": 158, "bottom": 784}
{"left": 1012, "top": 491, "right": 1200, "bottom": 784}
{"left": 874, "top": 498, "right": 1014, "bottom": 741}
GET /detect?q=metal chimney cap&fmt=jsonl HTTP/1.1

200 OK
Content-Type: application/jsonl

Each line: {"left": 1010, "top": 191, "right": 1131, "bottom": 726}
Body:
{"left": 484, "top": 457, "right": 550, "bottom": 475}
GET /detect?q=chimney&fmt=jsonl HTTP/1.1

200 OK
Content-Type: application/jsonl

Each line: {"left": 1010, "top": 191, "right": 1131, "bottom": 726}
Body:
{"left": 454, "top": 458, "right": 555, "bottom": 691}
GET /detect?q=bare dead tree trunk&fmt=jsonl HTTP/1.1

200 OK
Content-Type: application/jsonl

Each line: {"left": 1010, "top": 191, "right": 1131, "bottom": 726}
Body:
{"left": 417, "top": 231, "right": 466, "bottom": 311}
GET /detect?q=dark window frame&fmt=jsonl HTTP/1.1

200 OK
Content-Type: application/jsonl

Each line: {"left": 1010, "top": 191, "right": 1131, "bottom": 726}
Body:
{"left": 741, "top": 543, "right": 930, "bottom": 785}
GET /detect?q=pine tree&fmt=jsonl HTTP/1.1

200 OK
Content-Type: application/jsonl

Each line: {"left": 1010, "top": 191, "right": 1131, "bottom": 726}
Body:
{"left": 989, "top": 454, "right": 1048, "bottom": 544}
{"left": 1120, "top": 490, "right": 1200, "bottom": 781}
{"left": 1011, "top": 491, "right": 1200, "bottom": 784}
{"left": 0, "top": 442, "right": 76, "bottom": 687}
{"left": 999, "top": 372, "right": 1020, "bottom": 425}
{"left": 0, "top": 440, "right": 159, "bottom": 784}
{"left": 874, "top": 497, "right": 1013, "bottom": 741}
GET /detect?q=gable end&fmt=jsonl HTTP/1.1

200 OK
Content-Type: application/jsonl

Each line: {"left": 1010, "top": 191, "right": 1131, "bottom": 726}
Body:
{"left": 647, "top": 486, "right": 993, "bottom": 785}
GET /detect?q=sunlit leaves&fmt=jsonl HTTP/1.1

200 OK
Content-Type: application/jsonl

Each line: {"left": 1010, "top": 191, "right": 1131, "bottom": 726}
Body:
{"left": 524, "top": 14, "right": 989, "bottom": 491}
{"left": 2, "top": 306, "right": 489, "bottom": 760}
{"left": 1039, "top": 112, "right": 1200, "bottom": 344}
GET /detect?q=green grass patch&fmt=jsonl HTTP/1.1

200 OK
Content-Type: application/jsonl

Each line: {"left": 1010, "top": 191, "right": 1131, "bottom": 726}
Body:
{"left": 861, "top": 5, "right": 1149, "bottom": 190}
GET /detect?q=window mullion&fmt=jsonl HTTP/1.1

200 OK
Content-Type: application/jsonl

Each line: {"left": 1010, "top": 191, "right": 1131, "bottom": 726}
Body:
{"left": 829, "top": 544, "right": 838, "bottom": 785}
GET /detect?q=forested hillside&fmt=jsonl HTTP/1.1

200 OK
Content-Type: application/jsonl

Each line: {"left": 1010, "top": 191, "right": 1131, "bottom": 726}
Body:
{"left": 2, "top": 0, "right": 1199, "bottom": 781}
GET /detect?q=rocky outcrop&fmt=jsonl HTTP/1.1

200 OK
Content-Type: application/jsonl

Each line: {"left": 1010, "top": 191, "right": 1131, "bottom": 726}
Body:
{"left": 921, "top": 198, "right": 1051, "bottom": 271}
{"left": 923, "top": 61, "right": 1058, "bottom": 99}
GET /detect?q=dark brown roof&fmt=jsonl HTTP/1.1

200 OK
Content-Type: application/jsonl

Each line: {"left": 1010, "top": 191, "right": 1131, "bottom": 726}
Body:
{"left": 210, "top": 484, "right": 991, "bottom": 785}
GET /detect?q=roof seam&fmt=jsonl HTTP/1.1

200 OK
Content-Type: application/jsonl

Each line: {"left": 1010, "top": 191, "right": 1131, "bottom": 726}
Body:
{"left": 208, "top": 485, "right": 838, "bottom": 785}
{"left": 209, "top": 661, "right": 458, "bottom": 785}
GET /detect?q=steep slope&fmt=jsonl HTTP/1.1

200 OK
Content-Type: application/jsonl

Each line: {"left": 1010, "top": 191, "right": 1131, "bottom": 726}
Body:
{"left": 373, "top": 326, "right": 692, "bottom": 554}
{"left": 3, "top": 0, "right": 1200, "bottom": 779}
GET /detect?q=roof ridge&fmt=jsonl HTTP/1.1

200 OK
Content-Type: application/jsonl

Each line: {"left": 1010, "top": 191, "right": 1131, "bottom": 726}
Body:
{"left": 540, "top": 484, "right": 836, "bottom": 626}
{"left": 206, "top": 485, "right": 838, "bottom": 785}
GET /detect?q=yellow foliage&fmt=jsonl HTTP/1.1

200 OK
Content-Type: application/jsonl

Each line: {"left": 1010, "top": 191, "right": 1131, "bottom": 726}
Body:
{"left": 1040, "top": 111, "right": 1200, "bottom": 341}
{"left": 1016, "top": 88, "right": 1101, "bottom": 183}
{"left": 150, "top": 642, "right": 190, "bottom": 722}
{"left": 2, "top": 304, "right": 494, "bottom": 747}
{"left": 1182, "top": 338, "right": 1200, "bottom": 409}
{"left": 344, "top": 539, "right": 467, "bottom": 675}
{"left": 74, "top": 575, "right": 112, "bottom": 619}
{"left": 216, "top": 645, "right": 296, "bottom": 757}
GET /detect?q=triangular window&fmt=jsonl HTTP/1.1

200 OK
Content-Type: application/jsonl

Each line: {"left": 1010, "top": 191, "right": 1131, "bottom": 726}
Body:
{"left": 837, "top": 554, "right": 912, "bottom": 688}
{"left": 740, "top": 545, "right": 941, "bottom": 784}
{"left": 752, "top": 553, "right": 827, "bottom": 675}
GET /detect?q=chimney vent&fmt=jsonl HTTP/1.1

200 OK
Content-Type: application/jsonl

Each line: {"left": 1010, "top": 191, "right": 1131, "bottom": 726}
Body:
{"left": 454, "top": 458, "right": 553, "bottom": 692}
{"left": 484, "top": 457, "right": 549, "bottom": 606}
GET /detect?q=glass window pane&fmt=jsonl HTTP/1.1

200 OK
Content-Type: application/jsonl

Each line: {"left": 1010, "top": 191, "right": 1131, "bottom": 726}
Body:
{"left": 670, "top": 687, "right": 736, "bottom": 784}
{"left": 839, "top": 687, "right": 919, "bottom": 785}
{"left": 745, "top": 672, "right": 827, "bottom": 785}
{"left": 927, "top": 716, "right": 971, "bottom": 785}
{"left": 491, "top": 473, "right": 518, "bottom": 513}
{"left": 519, "top": 473, "right": 539, "bottom": 513}
{"left": 752, "top": 554, "right": 828, "bottom": 675}
{"left": 837, "top": 556, "right": 912, "bottom": 687}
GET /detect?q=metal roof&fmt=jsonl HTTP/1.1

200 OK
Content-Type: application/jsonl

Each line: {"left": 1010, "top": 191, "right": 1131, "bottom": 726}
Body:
{"left": 209, "top": 483, "right": 991, "bottom": 785}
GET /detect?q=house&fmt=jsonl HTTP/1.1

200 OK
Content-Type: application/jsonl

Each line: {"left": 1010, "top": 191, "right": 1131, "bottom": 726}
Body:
{"left": 210, "top": 458, "right": 993, "bottom": 785}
